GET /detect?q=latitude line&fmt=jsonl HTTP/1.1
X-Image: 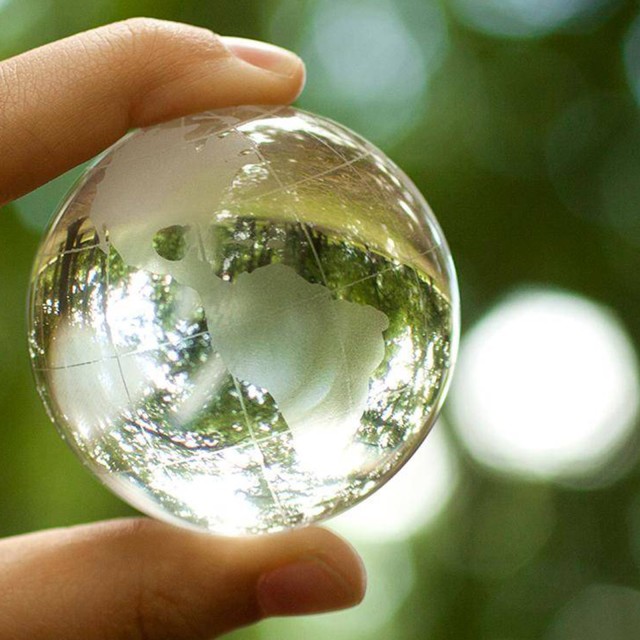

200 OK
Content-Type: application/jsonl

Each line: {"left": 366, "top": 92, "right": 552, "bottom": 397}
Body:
{"left": 38, "top": 329, "right": 212, "bottom": 371}
{"left": 124, "top": 399, "right": 371, "bottom": 465}
{"left": 234, "top": 150, "right": 372, "bottom": 206}
{"left": 41, "top": 243, "right": 100, "bottom": 259}
{"left": 180, "top": 105, "right": 286, "bottom": 152}
{"left": 304, "top": 128, "right": 360, "bottom": 165}
{"left": 239, "top": 127, "right": 331, "bottom": 286}
{"left": 37, "top": 245, "right": 442, "bottom": 373}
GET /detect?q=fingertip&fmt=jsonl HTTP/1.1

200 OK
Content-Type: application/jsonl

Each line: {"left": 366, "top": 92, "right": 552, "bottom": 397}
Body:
{"left": 308, "top": 526, "right": 367, "bottom": 600}
{"left": 223, "top": 37, "right": 303, "bottom": 78}
{"left": 257, "top": 558, "right": 360, "bottom": 616}
{"left": 222, "top": 36, "right": 306, "bottom": 101}
{"left": 254, "top": 526, "right": 367, "bottom": 616}
{"left": 327, "top": 528, "right": 368, "bottom": 606}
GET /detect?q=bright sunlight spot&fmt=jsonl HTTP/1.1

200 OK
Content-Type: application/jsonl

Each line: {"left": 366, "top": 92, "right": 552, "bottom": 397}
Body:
{"left": 451, "top": 289, "right": 640, "bottom": 482}
{"left": 330, "top": 423, "right": 457, "bottom": 543}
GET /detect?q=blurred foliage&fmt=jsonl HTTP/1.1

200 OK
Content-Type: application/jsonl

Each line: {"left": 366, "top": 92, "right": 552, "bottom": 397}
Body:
{"left": 3, "top": 0, "right": 640, "bottom": 638}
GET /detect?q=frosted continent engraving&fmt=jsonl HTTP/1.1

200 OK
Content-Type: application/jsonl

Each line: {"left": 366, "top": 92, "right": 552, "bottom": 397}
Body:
{"left": 89, "top": 116, "right": 389, "bottom": 464}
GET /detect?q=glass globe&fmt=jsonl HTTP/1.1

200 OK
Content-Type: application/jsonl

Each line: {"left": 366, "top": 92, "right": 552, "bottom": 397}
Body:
{"left": 28, "top": 105, "right": 459, "bottom": 535}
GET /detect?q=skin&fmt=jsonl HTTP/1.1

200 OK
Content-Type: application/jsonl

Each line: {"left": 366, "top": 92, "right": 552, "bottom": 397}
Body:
{"left": 0, "top": 18, "right": 366, "bottom": 640}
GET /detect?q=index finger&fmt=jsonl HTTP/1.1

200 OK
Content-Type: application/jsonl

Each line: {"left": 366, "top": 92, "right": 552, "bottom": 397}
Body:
{"left": 0, "top": 18, "right": 305, "bottom": 205}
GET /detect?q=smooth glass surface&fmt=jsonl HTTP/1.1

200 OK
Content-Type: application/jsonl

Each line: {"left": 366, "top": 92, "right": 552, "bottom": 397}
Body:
{"left": 28, "top": 105, "right": 458, "bottom": 534}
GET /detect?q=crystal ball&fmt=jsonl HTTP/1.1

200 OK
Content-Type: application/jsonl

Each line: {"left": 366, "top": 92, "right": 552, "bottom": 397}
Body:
{"left": 28, "top": 105, "right": 459, "bottom": 535}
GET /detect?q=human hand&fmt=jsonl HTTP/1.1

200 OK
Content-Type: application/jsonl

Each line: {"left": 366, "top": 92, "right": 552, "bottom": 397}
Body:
{"left": 0, "top": 19, "right": 365, "bottom": 639}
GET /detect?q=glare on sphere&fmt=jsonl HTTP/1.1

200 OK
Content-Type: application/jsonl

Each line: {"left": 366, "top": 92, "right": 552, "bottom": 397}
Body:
{"left": 28, "top": 105, "right": 459, "bottom": 535}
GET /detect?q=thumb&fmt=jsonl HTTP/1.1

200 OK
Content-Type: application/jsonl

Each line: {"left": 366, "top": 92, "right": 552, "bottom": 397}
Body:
{"left": 0, "top": 18, "right": 306, "bottom": 204}
{"left": 0, "top": 518, "right": 366, "bottom": 639}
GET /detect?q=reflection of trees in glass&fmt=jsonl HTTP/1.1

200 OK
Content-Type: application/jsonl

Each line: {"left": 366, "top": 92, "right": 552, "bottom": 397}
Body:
{"left": 196, "top": 216, "right": 451, "bottom": 455}
{"left": 33, "top": 214, "right": 451, "bottom": 459}
{"left": 31, "top": 212, "right": 451, "bottom": 528}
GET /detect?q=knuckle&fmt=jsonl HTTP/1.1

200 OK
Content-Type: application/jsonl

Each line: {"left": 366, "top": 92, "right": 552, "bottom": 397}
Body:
{"left": 90, "top": 18, "right": 233, "bottom": 124}
{"left": 131, "top": 533, "right": 208, "bottom": 640}
{"left": 95, "top": 17, "right": 167, "bottom": 63}
{"left": 119, "top": 16, "right": 165, "bottom": 32}
{"left": 0, "top": 64, "right": 15, "bottom": 119}
{"left": 91, "top": 17, "right": 232, "bottom": 106}
{"left": 114, "top": 17, "right": 168, "bottom": 43}
{"left": 135, "top": 582, "right": 204, "bottom": 640}
{"left": 109, "top": 17, "right": 229, "bottom": 64}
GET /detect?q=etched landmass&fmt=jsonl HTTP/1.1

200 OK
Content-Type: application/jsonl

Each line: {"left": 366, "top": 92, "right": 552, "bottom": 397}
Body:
{"left": 87, "top": 116, "right": 389, "bottom": 462}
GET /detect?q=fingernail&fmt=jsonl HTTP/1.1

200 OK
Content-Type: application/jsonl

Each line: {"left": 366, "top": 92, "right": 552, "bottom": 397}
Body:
{"left": 257, "top": 557, "right": 364, "bottom": 616}
{"left": 224, "top": 37, "right": 303, "bottom": 78}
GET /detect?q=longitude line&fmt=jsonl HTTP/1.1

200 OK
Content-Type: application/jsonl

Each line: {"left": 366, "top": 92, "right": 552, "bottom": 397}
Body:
{"left": 103, "top": 241, "right": 131, "bottom": 400}
{"left": 232, "top": 375, "right": 287, "bottom": 519}
{"left": 195, "top": 224, "right": 207, "bottom": 262}
{"left": 103, "top": 239, "right": 154, "bottom": 446}
{"left": 244, "top": 134, "right": 357, "bottom": 431}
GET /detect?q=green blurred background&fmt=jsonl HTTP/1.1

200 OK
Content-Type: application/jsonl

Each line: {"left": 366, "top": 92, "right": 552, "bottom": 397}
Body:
{"left": 3, "top": 0, "right": 640, "bottom": 637}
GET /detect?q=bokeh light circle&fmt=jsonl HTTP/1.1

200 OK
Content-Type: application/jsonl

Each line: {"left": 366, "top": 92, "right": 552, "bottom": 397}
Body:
{"left": 267, "top": 0, "right": 449, "bottom": 145}
{"left": 451, "top": 289, "right": 640, "bottom": 482}
{"left": 449, "top": 0, "right": 618, "bottom": 40}
{"left": 546, "top": 584, "right": 640, "bottom": 640}
{"left": 623, "top": 13, "right": 640, "bottom": 109}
